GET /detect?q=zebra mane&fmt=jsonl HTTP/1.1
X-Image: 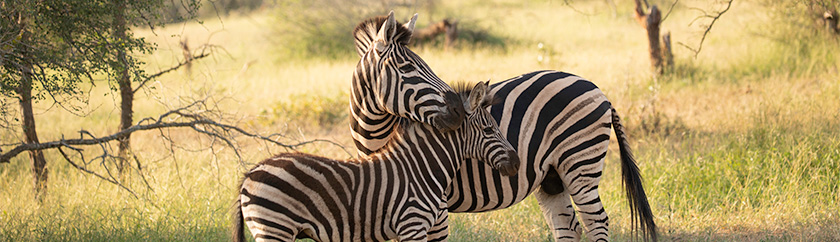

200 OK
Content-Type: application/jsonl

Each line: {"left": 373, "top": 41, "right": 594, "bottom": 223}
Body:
{"left": 451, "top": 81, "right": 499, "bottom": 109}
{"left": 353, "top": 15, "right": 413, "bottom": 55}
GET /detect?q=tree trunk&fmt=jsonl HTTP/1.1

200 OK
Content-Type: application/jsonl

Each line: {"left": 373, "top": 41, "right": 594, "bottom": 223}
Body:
{"left": 661, "top": 31, "right": 673, "bottom": 70}
{"left": 444, "top": 19, "right": 458, "bottom": 51}
{"left": 16, "top": 14, "right": 49, "bottom": 201}
{"left": 634, "top": 0, "right": 664, "bottom": 75}
{"left": 114, "top": 0, "right": 133, "bottom": 174}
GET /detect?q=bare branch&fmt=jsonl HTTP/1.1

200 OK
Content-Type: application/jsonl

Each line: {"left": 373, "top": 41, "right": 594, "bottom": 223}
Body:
{"left": 680, "top": 0, "right": 734, "bottom": 58}
{"left": 57, "top": 145, "right": 161, "bottom": 208}
{"left": 0, "top": 100, "right": 351, "bottom": 163}
{"left": 133, "top": 49, "right": 212, "bottom": 94}
{"left": 661, "top": 0, "right": 680, "bottom": 23}
{"left": 58, "top": 146, "right": 139, "bottom": 199}
{"left": 561, "top": 0, "right": 596, "bottom": 16}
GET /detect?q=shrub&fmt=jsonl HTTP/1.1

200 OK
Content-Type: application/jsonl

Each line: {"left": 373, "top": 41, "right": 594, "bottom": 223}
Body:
{"left": 270, "top": 0, "right": 437, "bottom": 60}
{"left": 261, "top": 92, "right": 348, "bottom": 129}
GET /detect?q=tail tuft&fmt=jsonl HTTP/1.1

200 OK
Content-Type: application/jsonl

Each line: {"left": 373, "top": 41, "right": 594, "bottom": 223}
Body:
{"left": 612, "top": 107, "right": 658, "bottom": 242}
{"left": 232, "top": 178, "right": 246, "bottom": 242}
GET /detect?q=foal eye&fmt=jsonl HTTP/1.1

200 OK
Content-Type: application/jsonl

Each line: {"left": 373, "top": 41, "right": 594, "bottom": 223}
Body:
{"left": 399, "top": 64, "right": 416, "bottom": 73}
{"left": 483, "top": 127, "right": 494, "bottom": 134}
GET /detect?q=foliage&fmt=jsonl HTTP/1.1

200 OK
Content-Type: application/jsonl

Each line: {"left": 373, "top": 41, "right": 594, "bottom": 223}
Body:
{"left": 758, "top": 0, "right": 840, "bottom": 36}
{"left": 270, "top": 0, "right": 438, "bottom": 60}
{"left": 0, "top": 0, "right": 182, "bottom": 110}
{"left": 268, "top": 0, "right": 515, "bottom": 60}
{"left": 161, "top": 0, "right": 245, "bottom": 23}
{"left": 261, "top": 92, "right": 348, "bottom": 129}
{"left": 416, "top": 19, "right": 512, "bottom": 51}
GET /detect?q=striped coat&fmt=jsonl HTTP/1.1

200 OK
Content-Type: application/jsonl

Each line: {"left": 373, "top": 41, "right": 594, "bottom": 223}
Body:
{"left": 233, "top": 82, "right": 519, "bottom": 242}
{"left": 352, "top": 70, "right": 657, "bottom": 241}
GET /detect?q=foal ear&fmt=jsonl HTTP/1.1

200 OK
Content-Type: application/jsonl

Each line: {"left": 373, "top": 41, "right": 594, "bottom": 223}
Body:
{"left": 467, "top": 81, "right": 488, "bottom": 112}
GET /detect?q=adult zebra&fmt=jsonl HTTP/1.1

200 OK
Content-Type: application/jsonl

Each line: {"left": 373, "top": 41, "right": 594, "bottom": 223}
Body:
{"left": 233, "top": 82, "right": 520, "bottom": 241}
{"left": 350, "top": 15, "right": 657, "bottom": 241}
{"left": 349, "top": 12, "right": 466, "bottom": 155}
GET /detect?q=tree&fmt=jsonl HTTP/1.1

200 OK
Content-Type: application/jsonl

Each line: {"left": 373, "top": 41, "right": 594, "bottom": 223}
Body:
{"left": 633, "top": 0, "right": 733, "bottom": 75}
{"left": 1, "top": 5, "right": 49, "bottom": 200}
{"left": 0, "top": 0, "right": 200, "bottom": 199}
{"left": 634, "top": 0, "right": 676, "bottom": 75}
{"left": 1, "top": 0, "right": 118, "bottom": 200}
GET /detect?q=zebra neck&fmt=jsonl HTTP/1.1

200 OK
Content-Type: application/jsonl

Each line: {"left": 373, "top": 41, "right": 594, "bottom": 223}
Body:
{"left": 378, "top": 123, "right": 465, "bottom": 182}
{"left": 349, "top": 107, "right": 397, "bottom": 155}
{"left": 350, "top": 74, "right": 398, "bottom": 155}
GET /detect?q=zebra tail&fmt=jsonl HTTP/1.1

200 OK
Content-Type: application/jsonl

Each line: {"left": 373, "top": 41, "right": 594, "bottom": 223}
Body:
{"left": 611, "top": 107, "right": 658, "bottom": 242}
{"left": 232, "top": 181, "right": 246, "bottom": 242}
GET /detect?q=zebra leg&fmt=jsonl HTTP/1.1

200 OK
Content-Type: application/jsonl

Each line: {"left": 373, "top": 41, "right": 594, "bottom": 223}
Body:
{"left": 427, "top": 209, "right": 450, "bottom": 242}
{"left": 536, "top": 185, "right": 582, "bottom": 241}
{"left": 240, "top": 197, "right": 299, "bottom": 241}
{"left": 562, "top": 158, "right": 609, "bottom": 241}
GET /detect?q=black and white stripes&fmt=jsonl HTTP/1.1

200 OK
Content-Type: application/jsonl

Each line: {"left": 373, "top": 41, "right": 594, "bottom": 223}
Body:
{"left": 351, "top": 69, "right": 657, "bottom": 241}
{"left": 350, "top": 11, "right": 465, "bottom": 155}
{"left": 232, "top": 82, "right": 519, "bottom": 241}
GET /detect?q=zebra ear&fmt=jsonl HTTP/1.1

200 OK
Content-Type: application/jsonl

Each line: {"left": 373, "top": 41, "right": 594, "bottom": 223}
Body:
{"left": 375, "top": 11, "right": 397, "bottom": 43}
{"left": 480, "top": 80, "right": 493, "bottom": 107}
{"left": 467, "top": 81, "right": 488, "bottom": 112}
{"left": 403, "top": 13, "right": 418, "bottom": 34}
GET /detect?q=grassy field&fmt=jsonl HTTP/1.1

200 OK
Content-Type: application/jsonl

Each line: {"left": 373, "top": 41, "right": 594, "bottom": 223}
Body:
{"left": 2, "top": 0, "right": 839, "bottom": 241}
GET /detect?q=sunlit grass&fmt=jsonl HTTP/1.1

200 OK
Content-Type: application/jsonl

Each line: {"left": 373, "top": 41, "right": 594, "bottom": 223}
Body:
{"left": 2, "top": 0, "right": 839, "bottom": 241}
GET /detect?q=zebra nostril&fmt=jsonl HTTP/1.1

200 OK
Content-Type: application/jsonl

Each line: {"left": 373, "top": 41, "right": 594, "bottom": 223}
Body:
{"left": 444, "top": 91, "right": 465, "bottom": 120}
{"left": 494, "top": 150, "right": 520, "bottom": 176}
{"left": 507, "top": 150, "right": 520, "bottom": 171}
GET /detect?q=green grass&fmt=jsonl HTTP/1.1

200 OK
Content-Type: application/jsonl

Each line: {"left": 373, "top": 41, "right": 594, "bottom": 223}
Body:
{"left": 2, "top": 0, "right": 840, "bottom": 241}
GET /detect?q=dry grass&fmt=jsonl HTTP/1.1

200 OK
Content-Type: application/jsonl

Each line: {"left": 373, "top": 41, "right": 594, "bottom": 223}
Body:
{"left": 2, "top": 0, "right": 839, "bottom": 241}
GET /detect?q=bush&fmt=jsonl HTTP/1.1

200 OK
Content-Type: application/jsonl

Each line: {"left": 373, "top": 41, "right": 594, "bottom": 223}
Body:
{"left": 270, "top": 0, "right": 437, "bottom": 60}
{"left": 261, "top": 92, "right": 348, "bottom": 129}
{"left": 759, "top": 0, "right": 840, "bottom": 37}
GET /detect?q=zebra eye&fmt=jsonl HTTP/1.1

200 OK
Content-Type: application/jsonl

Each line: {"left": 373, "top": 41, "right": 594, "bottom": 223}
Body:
{"left": 483, "top": 127, "right": 494, "bottom": 134}
{"left": 399, "top": 64, "right": 416, "bottom": 73}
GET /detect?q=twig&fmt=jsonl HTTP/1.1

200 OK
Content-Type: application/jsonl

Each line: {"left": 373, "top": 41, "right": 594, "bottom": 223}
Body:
{"left": 661, "top": 0, "right": 680, "bottom": 23}
{"left": 133, "top": 51, "right": 211, "bottom": 94}
{"left": 561, "top": 0, "right": 596, "bottom": 16}
{"left": 58, "top": 146, "right": 138, "bottom": 199}
{"left": 57, "top": 146, "right": 161, "bottom": 209}
{"left": 680, "top": 0, "right": 734, "bottom": 58}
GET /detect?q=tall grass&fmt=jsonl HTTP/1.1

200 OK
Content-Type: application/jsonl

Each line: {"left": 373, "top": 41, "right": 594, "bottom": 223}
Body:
{"left": 2, "top": 0, "right": 839, "bottom": 241}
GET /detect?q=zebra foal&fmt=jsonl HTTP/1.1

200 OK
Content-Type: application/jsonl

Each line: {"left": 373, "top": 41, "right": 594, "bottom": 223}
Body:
{"left": 233, "top": 82, "right": 520, "bottom": 242}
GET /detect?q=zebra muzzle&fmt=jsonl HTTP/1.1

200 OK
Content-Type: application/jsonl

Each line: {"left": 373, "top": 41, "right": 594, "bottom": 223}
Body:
{"left": 433, "top": 91, "right": 466, "bottom": 132}
{"left": 497, "top": 149, "right": 520, "bottom": 176}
